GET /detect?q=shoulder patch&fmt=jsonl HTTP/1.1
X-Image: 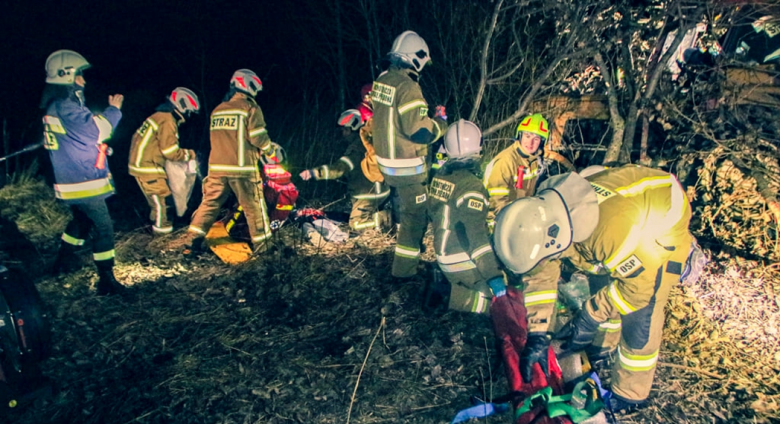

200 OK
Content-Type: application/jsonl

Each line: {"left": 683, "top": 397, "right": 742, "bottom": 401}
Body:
{"left": 416, "top": 193, "right": 427, "bottom": 204}
{"left": 429, "top": 178, "right": 455, "bottom": 202}
{"left": 371, "top": 82, "right": 395, "bottom": 106}
{"left": 210, "top": 115, "right": 239, "bottom": 131}
{"left": 136, "top": 119, "right": 153, "bottom": 137}
{"left": 615, "top": 254, "right": 643, "bottom": 277}
{"left": 419, "top": 106, "right": 428, "bottom": 117}
{"left": 590, "top": 182, "right": 616, "bottom": 203}
{"left": 468, "top": 199, "right": 484, "bottom": 211}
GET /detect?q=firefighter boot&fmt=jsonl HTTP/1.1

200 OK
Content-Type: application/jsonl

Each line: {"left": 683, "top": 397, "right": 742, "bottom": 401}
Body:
{"left": 422, "top": 266, "right": 451, "bottom": 315}
{"left": 96, "top": 267, "right": 127, "bottom": 296}
{"left": 51, "top": 242, "right": 84, "bottom": 275}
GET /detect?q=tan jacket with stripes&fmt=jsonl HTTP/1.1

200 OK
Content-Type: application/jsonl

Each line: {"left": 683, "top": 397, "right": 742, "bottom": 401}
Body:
{"left": 483, "top": 142, "right": 544, "bottom": 225}
{"left": 370, "top": 66, "right": 447, "bottom": 186}
{"left": 207, "top": 95, "right": 273, "bottom": 178}
{"left": 128, "top": 111, "right": 193, "bottom": 178}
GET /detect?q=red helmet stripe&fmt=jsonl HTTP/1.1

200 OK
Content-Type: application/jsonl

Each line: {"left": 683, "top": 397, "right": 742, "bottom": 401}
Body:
{"left": 539, "top": 121, "right": 548, "bottom": 133}
{"left": 339, "top": 115, "right": 354, "bottom": 126}
{"left": 235, "top": 76, "right": 245, "bottom": 88}
{"left": 187, "top": 95, "right": 197, "bottom": 108}
{"left": 520, "top": 117, "right": 531, "bottom": 126}
{"left": 171, "top": 92, "right": 177, "bottom": 101}
{"left": 253, "top": 76, "right": 262, "bottom": 86}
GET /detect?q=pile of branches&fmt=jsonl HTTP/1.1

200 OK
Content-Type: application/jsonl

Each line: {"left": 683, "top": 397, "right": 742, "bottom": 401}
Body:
{"left": 656, "top": 62, "right": 780, "bottom": 261}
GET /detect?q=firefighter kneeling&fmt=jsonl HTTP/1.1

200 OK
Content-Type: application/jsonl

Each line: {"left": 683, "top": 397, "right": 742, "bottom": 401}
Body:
{"left": 492, "top": 166, "right": 703, "bottom": 414}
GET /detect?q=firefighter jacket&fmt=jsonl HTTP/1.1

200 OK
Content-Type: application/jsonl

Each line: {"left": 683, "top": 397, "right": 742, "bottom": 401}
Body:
{"left": 428, "top": 158, "right": 502, "bottom": 284}
{"left": 371, "top": 66, "right": 447, "bottom": 186}
{"left": 524, "top": 165, "right": 692, "bottom": 336}
{"left": 128, "top": 111, "right": 193, "bottom": 178}
{"left": 483, "top": 142, "right": 544, "bottom": 226}
{"left": 311, "top": 132, "right": 364, "bottom": 183}
{"left": 359, "top": 118, "right": 384, "bottom": 183}
{"left": 207, "top": 95, "right": 273, "bottom": 178}
{"left": 43, "top": 88, "right": 122, "bottom": 204}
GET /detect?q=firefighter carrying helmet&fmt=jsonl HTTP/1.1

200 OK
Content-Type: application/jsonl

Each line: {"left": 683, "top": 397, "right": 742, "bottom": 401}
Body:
{"left": 168, "top": 87, "right": 200, "bottom": 116}
{"left": 337, "top": 109, "right": 364, "bottom": 131}
{"left": 444, "top": 119, "right": 482, "bottom": 159}
{"left": 515, "top": 113, "right": 549, "bottom": 141}
{"left": 388, "top": 31, "right": 431, "bottom": 72}
{"left": 45, "top": 50, "right": 91, "bottom": 85}
{"left": 231, "top": 69, "right": 263, "bottom": 97}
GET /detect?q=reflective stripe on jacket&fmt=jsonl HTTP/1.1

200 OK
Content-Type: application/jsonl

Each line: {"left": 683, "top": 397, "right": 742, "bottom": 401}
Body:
{"left": 207, "top": 96, "right": 272, "bottom": 177}
{"left": 43, "top": 90, "right": 121, "bottom": 203}
{"left": 483, "top": 142, "right": 544, "bottom": 225}
{"left": 428, "top": 159, "right": 501, "bottom": 282}
{"left": 371, "top": 66, "right": 447, "bottom": 185}
{"left": 128, "top": 111, "right": 192, "bottom": 177}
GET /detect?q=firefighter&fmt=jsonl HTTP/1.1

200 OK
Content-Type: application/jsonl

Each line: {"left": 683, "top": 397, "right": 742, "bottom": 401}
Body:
{"left": 128, "top": 87, "right": 200, "bottom": 235}
{"left": 424, "top": 120, "right": 502, "bottom": 314}
{"left": 357, "top": 83, "right": 373, "bottom": 123}
{"left": 371, "top": 30, "right": 448, "bottom": 278}
{"left": 299, "top": 109, "right": 390, "bottom": 231}
{"left": 42, "top": 49, "right": 126, "bottom": 295}
{"left": 483, "top": 113, "right": 549, "bottom": 229}
{"left": 184, "top": 69, "right": 277, "bottom": 253}
{"left": 492, "top": 166, "right": 699, "bottom": 413}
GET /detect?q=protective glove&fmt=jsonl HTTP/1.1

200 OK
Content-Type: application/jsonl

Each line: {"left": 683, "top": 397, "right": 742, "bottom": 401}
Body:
{"left": 554, "top": 307, "right": 600, "bottom": 353}
{"left": 434, "top": 105, "right": 447, "bottom": 121}
{"left": 299, "top": 169, "right": 315, "bottom": 181}
{"left": 520, "top": 335, "right": 551, "bottom": 383}
{"left": 487, "top": 276, "right": 506, "bottom": 298}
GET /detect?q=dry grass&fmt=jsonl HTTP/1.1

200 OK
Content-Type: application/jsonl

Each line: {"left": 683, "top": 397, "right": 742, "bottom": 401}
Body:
{"left": 1, "top": 176, "right": 779, "bottom": 423}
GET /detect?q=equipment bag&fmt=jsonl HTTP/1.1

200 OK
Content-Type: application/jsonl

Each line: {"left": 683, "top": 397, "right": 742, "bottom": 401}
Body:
{"left": 261, "top": 164, "right": 298, "bottom": 227}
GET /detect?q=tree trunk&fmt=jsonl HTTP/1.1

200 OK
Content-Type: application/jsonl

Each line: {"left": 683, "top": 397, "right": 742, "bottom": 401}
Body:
{"left": 596, "top": 53, "right": 626, "bottom": 164}
{"left": 335, "top": 0, "right": 346, "bottom": 110}
{"left": 469, "top": 0, "right": 503, "bottom": 122}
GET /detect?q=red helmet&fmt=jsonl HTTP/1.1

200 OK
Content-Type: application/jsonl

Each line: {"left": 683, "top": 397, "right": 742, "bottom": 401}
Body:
{"left": 357, "top": 103, "right": 373, "bottom": 122}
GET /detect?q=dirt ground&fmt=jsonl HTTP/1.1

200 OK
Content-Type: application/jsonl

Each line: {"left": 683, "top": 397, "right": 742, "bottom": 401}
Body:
{"left": 1, "top": 179, "right": 779, "bottom": 424}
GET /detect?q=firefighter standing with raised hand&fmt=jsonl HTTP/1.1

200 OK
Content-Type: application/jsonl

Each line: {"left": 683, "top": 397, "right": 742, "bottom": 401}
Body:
{"left": 129, "top": 88, "right": 199, "bottom": 235}
{"left": 483, "top": 113, "right": 548, "bottom": 229}
{"left": 492, "top": 165, "right": 702, "bottom": 413}
{"left": 299, "top": 109, "right": 390, "bottom": 231}
{"left": 42, "top": 49, "right": 126, "bottom": 295}
{"left": 184, "top": 69, "right": 277, "bottom": 253}
{"left": 371, "top": 30, "right": 448, "bottom": 278}
{"left": 425, "top": 120, "right": 502, "bottom": 314}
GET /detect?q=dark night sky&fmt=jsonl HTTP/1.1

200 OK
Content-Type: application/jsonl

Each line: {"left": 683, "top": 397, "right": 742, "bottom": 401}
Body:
{"left": 1, "top": 0, "right": 327, "bottom": 150}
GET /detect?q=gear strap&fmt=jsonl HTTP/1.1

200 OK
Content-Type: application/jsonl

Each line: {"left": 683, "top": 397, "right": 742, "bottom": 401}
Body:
{"left": 514, "top": 379, "right": 604, "bottom": 423}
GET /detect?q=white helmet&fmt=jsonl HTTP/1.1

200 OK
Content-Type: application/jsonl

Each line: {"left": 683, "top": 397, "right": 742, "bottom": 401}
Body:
{"left": 388, "top": 31, "right": 431, "bottom": 72}
{"left": 444, "top": 119, "right": 482, "bottom": 158}
{"left": 168, "top": 87, "right": 200, "bottom": 116}
{"left": 45, "top": 49, "right": 91, "bottom": 85}
{"left": 337, "top": 109, "right": 364, "bottom": 131}
{"left": 230, "top": 69, "right": 263, "bottom": 97}
{"left": 579, "top": 165, "right": 607, "bottom": 178}
{"left": 493, "top": 190, "right": 573, "bottom": 275}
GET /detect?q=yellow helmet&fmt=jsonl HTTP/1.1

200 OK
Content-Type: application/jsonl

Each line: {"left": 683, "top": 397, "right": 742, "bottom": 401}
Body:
{"left": 515, "top": 113, "right": 549, "bottom": 140}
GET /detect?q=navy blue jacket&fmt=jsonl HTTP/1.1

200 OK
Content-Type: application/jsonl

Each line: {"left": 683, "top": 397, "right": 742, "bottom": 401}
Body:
{"left": 43, "top": 89, "right": 122, "bottom": 203}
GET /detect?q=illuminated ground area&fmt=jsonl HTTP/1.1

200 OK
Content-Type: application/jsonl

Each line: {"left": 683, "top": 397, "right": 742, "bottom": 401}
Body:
{"left": 1, "top": 178, "right": 778, "bottom": 424}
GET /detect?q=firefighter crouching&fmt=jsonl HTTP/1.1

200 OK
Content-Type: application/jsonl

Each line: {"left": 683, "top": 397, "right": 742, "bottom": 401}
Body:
{"left": 42, "top": 49, "right": 126, "bottom": 295}
{"left": 128, "top": 87, "right": 199, "bottom": 235}
{"left": 483, "top": 113, "right": 548, "bottom": 229}
{"left": 492, "top": 166, "right": 701, "bottom": 413}
{"left": 424, "top": 120, "right": 502, "bottom": 314}
{"left": 371, "top": 30, "right": 448, "bottom": 278}
{"left": 184, "top": 69, "right": 277, "bottom": 253}
{"left": 299, "top": 109, "right": 391, "bottom": 231}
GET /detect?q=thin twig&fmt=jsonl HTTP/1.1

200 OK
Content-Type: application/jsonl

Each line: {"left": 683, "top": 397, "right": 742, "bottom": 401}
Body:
{"left": 346, "top": 316, "right": 386, "bottom": 424}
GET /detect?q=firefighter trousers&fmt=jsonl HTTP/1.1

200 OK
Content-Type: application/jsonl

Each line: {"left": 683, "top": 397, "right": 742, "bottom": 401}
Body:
{"left": 135, "top": 177, "right": 173, "bottom": 235}
{"left": 444, "top": 268, "right": 492, "bottom": 314}
{"left": 60, "top": 198, "right": 116, "bottom": 270}
{"left": 189, "top": 175, "right": 272, "bottom": 245}
{"left": 586, "top": 232, "right": 693, "bottom": 403}
{"left": 349, "top": 181, "right": 391, "bottom": 231}
{"left": 391, "top": 182, "right": 428, "bottom": 278}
